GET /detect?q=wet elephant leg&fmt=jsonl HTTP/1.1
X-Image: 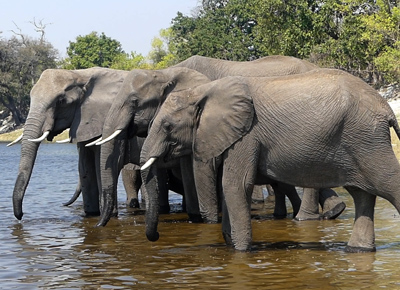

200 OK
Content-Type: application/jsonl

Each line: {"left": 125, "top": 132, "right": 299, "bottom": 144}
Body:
{"left": 319, "top": 188, "right": 346, "bottom": 219}
{"left": 180, "top": 156, "right": 202, "bottom": 222}
{"left": 271, "top": 184, "right": 287, "bottom": 219}
{"left": 345, "top": 187, "right": 376, "bottom": 252}
{"left": 121, "top": 165, "right": 142, "bottom": 208}
{"left": 294, "top": 188, "right": 320, "bottom": 221}
{"left": 78, "top": 143, "right": 100, "bottom": 216}
{"left": 157, "top": 168, "right": 170, "bottom": 214}
{"left": 193, "top": 158, "right": 219, "bottom": 223}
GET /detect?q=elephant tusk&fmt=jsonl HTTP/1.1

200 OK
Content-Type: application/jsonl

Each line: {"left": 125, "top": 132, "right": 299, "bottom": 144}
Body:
{"left": 28, "top": 131, "right": 50, "bottom": 143}
{"left": 141, "top": 157, "right": 157, "bottom": 170}
{"left": 85, "top": 137, "right": 103, "bottom": 147}
{"left": 7, "top": 133, "right": 23, "bottom": 147}
{"left": 56, "top": 137, "right": 71, "bottom": 144}
{"left": 95, "top": 129, "right": 122, "bottom": 145}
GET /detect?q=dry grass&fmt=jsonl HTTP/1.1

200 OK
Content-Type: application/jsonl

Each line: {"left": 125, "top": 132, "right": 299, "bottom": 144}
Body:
{"left": 0, "top": 129, "right": 70, "bottom": 143}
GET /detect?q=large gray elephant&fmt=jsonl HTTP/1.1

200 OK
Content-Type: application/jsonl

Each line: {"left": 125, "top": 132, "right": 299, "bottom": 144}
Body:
{"left": 11, "top": 67, "right": 141, "bottom": 220}
{"left": 97, "top": 55, "right": 345, "bottom": 226}
{"left": 141, "top": 68, "right": 400, "bottom": 252}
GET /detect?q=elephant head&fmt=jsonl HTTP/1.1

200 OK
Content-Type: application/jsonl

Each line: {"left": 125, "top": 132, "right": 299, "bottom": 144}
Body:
{"left": 12, "top": 67, "right": 127, "bottom": 220}
{"left": 95, "top": 67, "right": 211, "bottom": 226}
{"left": 141, "top": 77, "right": 254, "bottom": 242}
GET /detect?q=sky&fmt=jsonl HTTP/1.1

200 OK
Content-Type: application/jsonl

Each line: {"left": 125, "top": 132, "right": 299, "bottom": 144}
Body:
{"left": 0, "top": 0, "right": 200, "bottom": 58}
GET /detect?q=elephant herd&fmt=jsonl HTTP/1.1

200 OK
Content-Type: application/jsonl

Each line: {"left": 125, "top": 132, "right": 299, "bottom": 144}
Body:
{"left": 8, "top": 55, "right": 400, "bottom": 252}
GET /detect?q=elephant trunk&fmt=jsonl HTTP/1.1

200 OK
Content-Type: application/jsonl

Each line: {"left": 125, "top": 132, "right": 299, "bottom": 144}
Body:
{"left": 13, "top": 113, "right": 46, "bottom": 220}
{"left": 140, "top": 142, "right": 161, "bottom": 242}
{"left": 96, "top": 137, "right": 125, "bottom": 227}
{"left": 141, "top": 166, "right": 160, "bottom": 242}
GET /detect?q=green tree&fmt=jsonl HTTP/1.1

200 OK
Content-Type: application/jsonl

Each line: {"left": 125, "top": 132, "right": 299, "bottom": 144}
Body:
{"left": 110, "top": 51, "right": 151, "bottom": 70}
{"left": 148, "top": 28, "right": 179, "bottom": 69}
{"left": 62, "top": 32, "right": 124, "bottom": 69}
{"left": 0, "top": 35, "right": 58, "bottom": 125}
{"left": 171, "top": 0, "right": 258, "bottom": 61}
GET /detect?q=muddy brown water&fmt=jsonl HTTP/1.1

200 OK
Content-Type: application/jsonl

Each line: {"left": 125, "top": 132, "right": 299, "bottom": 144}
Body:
{"left": 1, "top": 143, "right": 400, "bottom": 289}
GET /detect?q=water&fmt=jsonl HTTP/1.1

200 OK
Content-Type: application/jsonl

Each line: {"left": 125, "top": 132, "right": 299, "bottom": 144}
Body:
{"left": 1, "top": 143, "right": 400, "bottom": 289}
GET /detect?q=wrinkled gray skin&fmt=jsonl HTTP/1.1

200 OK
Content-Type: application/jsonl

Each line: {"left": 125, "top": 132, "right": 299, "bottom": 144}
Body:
{"left": 97, "top": 67, "right": 212, "bottom": 226}
{"left": 175, "top": 56, "right": 344, "bottom": 221}
{"left": 142, "top": 68, "right": 400, "bottom": 252}
{"left": 99, "top": 55, "right": 343, "bottom": 226}
{"left": 12, "top": 67, "right": 137, "bottom": 220}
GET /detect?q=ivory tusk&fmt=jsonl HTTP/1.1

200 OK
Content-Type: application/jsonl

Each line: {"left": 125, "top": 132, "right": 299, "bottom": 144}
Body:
{"left": 85, "top": 137, "right": 103, "bottom": 147}
{"left": 56, "top": 137, "right": 71, "bottom": 144}
{"left": 141, "top": 157, "right": 157, "bottom": 170}
{"left": 7, "top": 133, "right": 23, "bottom": 147}
{"left": 28, "top": 131, "right": 50, "bottom": 143}
{"left": 96, "top": 129, "right": 122, "bottom": 145}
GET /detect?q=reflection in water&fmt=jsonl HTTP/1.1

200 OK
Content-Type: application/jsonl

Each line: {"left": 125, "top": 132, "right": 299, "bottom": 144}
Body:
{"left": 2, "top": 144, "right": 400, "bottom": 289}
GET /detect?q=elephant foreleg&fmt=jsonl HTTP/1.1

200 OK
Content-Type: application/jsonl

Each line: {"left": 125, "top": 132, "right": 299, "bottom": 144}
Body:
{"left": 180, "top": 156, "right": 202, "bottom": 222}
{"left": 78, "top": 143, "right": 100, "bottom": 216}
{"left": 193, "top": 158, "right": 219, "bottom": 223}
{"left": 121, "top": 165, "right": 142, "bottom": 208}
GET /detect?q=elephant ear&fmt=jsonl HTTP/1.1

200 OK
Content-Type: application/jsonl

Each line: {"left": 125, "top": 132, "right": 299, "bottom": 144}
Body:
{"left": 193, "top": 77, "right": 254, "bottom": 162}
{"left": 70, "top": 69, "right": 126, "bottom": 142}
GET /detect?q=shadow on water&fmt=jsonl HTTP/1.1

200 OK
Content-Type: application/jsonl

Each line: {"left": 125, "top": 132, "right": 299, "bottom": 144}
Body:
{"left": 2, "top": 144, "right": 400, "bottom": 289}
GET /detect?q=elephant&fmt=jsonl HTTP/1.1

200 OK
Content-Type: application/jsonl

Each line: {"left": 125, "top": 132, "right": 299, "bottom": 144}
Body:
{"left": 10, "top": 67, "right": 147, "bottom": 220}
{"left": 140, "top": 68, "right": 400, "bottom": 252}
{"left": 97, "top": 55, "right": 345, "bottom": 226}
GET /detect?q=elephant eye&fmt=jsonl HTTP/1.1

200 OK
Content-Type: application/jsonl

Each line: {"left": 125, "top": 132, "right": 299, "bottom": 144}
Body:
{"left": 162, "top": 121, "right": 172, "bottom": 132}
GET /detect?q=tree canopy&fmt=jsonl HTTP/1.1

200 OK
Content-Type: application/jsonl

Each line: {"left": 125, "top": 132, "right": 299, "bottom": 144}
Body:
{"left": 170, "top": 0, "right": 400, "bottom": 85}
{"left": 0, "top": 34, "right": 58, "bottom": 126}
{"left": 62, "top": 32, "right": 124, "bottom": 69}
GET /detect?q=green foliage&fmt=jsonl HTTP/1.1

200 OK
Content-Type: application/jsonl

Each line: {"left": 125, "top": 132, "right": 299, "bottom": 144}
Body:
{"left": 169, "top": 0, "right": 400, "bottom": 85}
{"left": 110, "top": 52, "right": 151, "bottom": 70}
{"left": 171, "top": 0, "right": 258, "bottom": 61}
{"left": 0, "top": 35, "right": 58, "bottom": 124}
{"left": 148, "top": 28, "right": 179, "bottom": 69}
{"left": 62, "top": 32, "right": 124, "bottom": 69}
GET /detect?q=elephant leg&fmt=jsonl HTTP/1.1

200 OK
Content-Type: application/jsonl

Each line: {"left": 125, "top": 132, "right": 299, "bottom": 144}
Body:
{"left": 345, "top": 187, "right": 376, "bottom": 252}
{"left": 193, "top": 158, "right": 219, "bottom": 223}
{"left": 319, "top": 188, "right": 346, "bottom": 219}
{"left": 252, "top": 185, "right": 264, "bottom": 204}
{"left": 78, "top": 143, "right": 100, "bottom": 216}
{"left": 294, "top": 188, "right": 320, "bottom": 221}
{"left": 221, "top": 194, "right": 233, "bottom": 246}
{"left": 180, "top": 156, "right": 202, "bottom": 222}
{"left": 271, "top": 183, "right": 287, "bottom": 218}
{"left": 121, "top": 166, "right": 142, "bottom": 208}
{"left": 221, "top": 141, "right": 257, "bottom": 251}
{"left": 157, "top": 168, "right": 170, "bottom": 214}
{"left": 269, "top": 182, "right": 300, "bottom": 218}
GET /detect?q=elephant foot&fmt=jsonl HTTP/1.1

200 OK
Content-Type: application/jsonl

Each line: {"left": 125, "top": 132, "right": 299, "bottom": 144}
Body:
{"left": 322, "top": 198, "right": 346, "bottom": 220}
{"left": 322, "top": 201, "right": 346, "bottom": 219}
{"left": 294, "top": 211, "right": 321, "bottom": 221}
{"left": 223, "top": 232, "right": 234, "bottom": 247}
{"left": 273, "top": 213, "right": 287, "bottom": 219}
{"left": 188, "top": 213, "right": 203, "bottom": 223}
{"left": 159, "top": 205, "right": 170, "bottom": 214}
{"left": 345, "top": 245, "right": 376, "bottom": 253}
{"left": 128, "top": 198, "right": 140, "bottom": 208}
{"left": 84, "top": 210, "right": 101, "bottom": 217}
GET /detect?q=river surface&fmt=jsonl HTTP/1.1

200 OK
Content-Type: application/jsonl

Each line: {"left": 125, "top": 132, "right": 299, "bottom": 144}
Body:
{"left": 1, "top": 143, "right": 400, "bottom": 289}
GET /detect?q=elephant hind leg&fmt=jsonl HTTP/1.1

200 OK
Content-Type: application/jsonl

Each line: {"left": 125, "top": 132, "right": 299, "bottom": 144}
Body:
{"left": 344, "top": 187, "right": 376, "bottom": 252}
